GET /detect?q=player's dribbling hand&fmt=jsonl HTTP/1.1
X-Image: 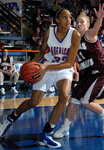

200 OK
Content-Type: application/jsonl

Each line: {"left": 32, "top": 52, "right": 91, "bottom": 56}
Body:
{"left": 34, "top": 63, "right": 48, "bottom": 80}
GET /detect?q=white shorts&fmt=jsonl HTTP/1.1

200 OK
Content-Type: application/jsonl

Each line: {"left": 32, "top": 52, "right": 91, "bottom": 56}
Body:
{"left": 33, "top": 67, "right": 75, "bottom": 92}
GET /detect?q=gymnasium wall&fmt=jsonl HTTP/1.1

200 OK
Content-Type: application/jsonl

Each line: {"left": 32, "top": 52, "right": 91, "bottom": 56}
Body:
{"left": 0, "top": 0, "right": 23, "bottom": 17}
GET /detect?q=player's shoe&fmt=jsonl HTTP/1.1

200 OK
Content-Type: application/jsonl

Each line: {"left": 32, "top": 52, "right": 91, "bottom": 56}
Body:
{"left": 48, "top": 87, "right": 55, "bottom": 92}
{"left": 0, "top": 116, "right": 14, "bottom": 137}
{"left": 53, "top": 125, "right": 69, "bottom": 139}
{"left": 10, "top": 87, "right": 18, "bottom": 94}
{"left": 39, "top": 132, "right": 61, "bottom": 148}
{"left": 0, "top": 88, "right": 5, "bottom": 95}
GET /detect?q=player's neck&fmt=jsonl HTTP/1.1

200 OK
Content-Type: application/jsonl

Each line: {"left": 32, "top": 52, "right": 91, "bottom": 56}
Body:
{"left": 56, "top": 27, "right": 68, "bottom": 36}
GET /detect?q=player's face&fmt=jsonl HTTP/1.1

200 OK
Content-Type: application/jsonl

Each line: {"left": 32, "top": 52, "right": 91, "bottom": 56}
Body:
{"left": 57, "top": 10, "right": 71, "bottom": 30}
{"left": 3, "top": 49, "right": 8, "bottom": 57}
{"left": 76, "top": 16, "right": 89, "bottom": 35}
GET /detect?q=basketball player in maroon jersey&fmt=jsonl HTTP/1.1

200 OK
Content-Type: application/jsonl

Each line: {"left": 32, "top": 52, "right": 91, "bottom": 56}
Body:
{"left": 54, "top": 3, "right": 104, "bottom": 138}
{"left": 0, "top": 49, "right": 19, "bottom": 95}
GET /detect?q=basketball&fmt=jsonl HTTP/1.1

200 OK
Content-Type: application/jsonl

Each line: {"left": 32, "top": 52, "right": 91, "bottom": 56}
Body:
{"left": 20, "top": 61, "right": 40, "bottom": 84}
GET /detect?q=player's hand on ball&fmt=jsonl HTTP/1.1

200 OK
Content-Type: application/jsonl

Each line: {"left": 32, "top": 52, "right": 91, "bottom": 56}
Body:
{"left": 35, "top": 63, "right": 48, "bottom": 80}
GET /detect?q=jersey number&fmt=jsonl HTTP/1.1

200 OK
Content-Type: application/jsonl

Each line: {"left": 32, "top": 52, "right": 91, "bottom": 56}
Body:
{"left": 52, "top": 56, "right": 67, "bottom": 63}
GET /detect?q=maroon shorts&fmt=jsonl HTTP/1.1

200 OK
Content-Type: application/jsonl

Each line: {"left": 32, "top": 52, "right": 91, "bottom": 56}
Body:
{"left": 70, "top": 72, "right": 104, "bottom": 104}
{"left": 3, "top": 70, "right": 15, "bottom": 81}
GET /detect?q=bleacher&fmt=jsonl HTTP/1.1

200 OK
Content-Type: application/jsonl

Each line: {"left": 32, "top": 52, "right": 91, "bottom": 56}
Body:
{"left": 0, "top": 36, "right": 27, "bottom": 41}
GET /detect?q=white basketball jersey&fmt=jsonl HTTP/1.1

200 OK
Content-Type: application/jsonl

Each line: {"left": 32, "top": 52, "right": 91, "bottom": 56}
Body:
{"left": 41, "top": 26, "right": 74, "bottom": 65}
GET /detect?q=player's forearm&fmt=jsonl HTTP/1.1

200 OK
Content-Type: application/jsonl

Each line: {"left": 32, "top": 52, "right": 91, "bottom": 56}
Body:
{"left": 32, "top": 52, "right": 44, "bottom": 62}
{"left": 46, "top": 62, "right": 72, "bottom": 71}
{"left": 92, "top": 17, "right": 103, "bottom": 35}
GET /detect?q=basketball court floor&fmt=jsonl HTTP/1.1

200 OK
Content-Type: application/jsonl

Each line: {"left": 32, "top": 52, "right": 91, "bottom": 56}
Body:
{"left": 0, "top": 85, "right": 104, "bottom": 150}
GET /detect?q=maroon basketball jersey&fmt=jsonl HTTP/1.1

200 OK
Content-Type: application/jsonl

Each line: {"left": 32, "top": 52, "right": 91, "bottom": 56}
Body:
{"left": 0, "top": 56, "right": 11, "bottom": 71}
{"left": 77, "top": 35, "right": 104, "bottom": 73}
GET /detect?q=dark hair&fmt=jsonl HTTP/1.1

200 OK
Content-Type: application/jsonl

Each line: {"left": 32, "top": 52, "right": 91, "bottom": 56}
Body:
{"left": 53, "top": 8, "right": 66, "bottom": 25}
{"left": 2, "top": 48, "right": 8, "bottom": 53}
{"left": 55, "top": 8, "right": 65, "bottom": 18}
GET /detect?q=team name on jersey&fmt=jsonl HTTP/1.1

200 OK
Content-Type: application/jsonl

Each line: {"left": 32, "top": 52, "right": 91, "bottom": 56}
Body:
{"left": 51, "top": 46, "right": 69, "bottom": 56}
{"left": 80, "top": 58, "right": 94, "bottom": 70}
{"left": 79, "top": 42, "right": 87, "bottom": 50}
{"left": 1, "top": 62, "right": 10, "bottom": 67}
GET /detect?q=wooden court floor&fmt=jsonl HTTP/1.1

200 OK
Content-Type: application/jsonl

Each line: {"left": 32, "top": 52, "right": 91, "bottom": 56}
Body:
{"left": 0, "top": 89, "right": 104, "bottom": 150}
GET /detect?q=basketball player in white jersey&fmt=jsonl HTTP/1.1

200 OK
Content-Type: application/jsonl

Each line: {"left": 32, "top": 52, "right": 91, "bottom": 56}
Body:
{"left": 0, "top": 8, "right": 81, "bottom": 148}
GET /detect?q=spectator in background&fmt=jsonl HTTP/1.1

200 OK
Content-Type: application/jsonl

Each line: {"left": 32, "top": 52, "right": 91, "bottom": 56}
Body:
{"left": 76, "top": 0, "right": 83, "bottom": 8}
{"left": 31, "top": 8, "right": 43, "bottom": 31}
{"left": 76, "top": 0, "right": 82, "bottom": 12}
{"left": 0, "top": 41, "right": 4, "bottom": 49}
{"left": 98, "top": 27, "right": 104, "bottom": 46}
{"left": 0, "top": 49, "right": 19, "bottom": 95}
{"left": 33, "top": 38, "right": 42, "bottom": 50}
{"left": 42, "top": 0, "right": 54, "bottom": 16}
{"left": 70, "top": 1, "right": 81, "bottom": 18}
{"left": 30, "top": 39, "right": 42, "bottom": 60}
{"left": 88, "top": 8, "right": 95, "bottom": 18}
{"left": 82, "top": 3, "right": 89, "bottom": 15}
{"left": 70, "top": 10, "right": 76, "bottom": 27}
{"left": 0, "top": 28, "right": 4, "bottom": 49}
{"left": 62, "top": 0, "right": 73, "bottom": 10}
{"left": 89, "top": 15, "right": 95, "bottom": 28}
{"left": 31, "top": 26, "right": 43, "bottom": 46}
{"left": 88, "top": 8, "right": 96, "bottom": 29}
{"left": 52, "top": 0, "right": 61, "bottom": 16}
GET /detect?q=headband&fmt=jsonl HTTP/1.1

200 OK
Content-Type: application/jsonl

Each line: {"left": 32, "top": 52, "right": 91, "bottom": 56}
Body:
{"left": 55, "top": 8, "right": 65, "bottom": 18}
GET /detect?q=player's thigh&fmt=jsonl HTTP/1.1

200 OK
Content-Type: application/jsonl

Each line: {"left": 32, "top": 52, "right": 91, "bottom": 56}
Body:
{"left": 0, "top": 71, "right": 3, "bottom": 78}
